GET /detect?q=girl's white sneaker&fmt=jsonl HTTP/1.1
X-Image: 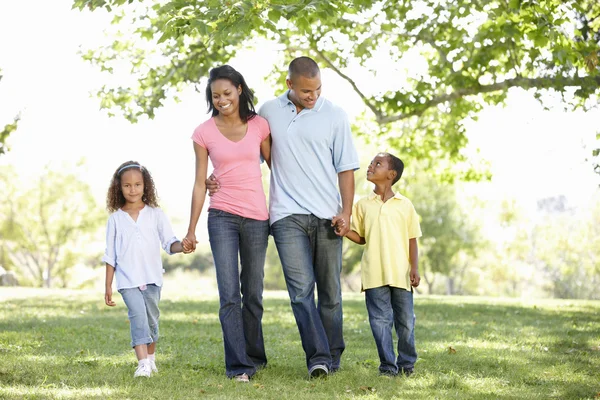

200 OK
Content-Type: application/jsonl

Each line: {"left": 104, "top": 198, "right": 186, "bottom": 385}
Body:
{"left": 134, "top": 363, "right": 151, "bottom": 378}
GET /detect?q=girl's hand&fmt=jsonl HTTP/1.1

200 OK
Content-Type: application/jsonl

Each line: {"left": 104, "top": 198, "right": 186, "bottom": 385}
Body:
{"left": 182, "top": 235, "right": 198, "bottom": 253}
{"left": 105, "top": 288, "right": 116, "bottom": 307}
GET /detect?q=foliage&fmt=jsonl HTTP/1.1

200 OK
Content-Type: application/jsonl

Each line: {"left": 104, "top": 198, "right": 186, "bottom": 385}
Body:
{"left": 1, "top": 289, "right": 599, "bottom": 399}
{"left": 161, "top": 249, "right": 214, "bottom": 273}
{"left": 72, "top": 0, "right": 600, "bottom": 177}
{"left": 0, "top": 69, "right": 20, "bottom": 156}
{"left": 0, "top": 165, "right": 105, "bottom": 288}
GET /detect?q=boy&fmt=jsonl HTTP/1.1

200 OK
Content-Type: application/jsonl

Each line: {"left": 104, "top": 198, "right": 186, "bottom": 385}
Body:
{"left": 334, "top": 152, "right": 422, "bottom": 377}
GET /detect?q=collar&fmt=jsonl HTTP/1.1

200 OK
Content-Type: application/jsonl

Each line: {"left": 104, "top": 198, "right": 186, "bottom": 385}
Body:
{"left": 277, "top": 90, "right": 325, "bottom": 112}
{"left": 367, "top": 192, "right": 404, "bottom": 201}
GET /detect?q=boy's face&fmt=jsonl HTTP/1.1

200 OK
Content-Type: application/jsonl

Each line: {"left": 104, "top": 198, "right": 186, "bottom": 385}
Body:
{"left": 367, "top": 154, "right": 395, "bottom": 183}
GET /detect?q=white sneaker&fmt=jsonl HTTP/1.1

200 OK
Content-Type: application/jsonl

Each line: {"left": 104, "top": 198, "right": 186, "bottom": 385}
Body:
{"left": 149, "top": 360, "right": 158, "bottom": 374}
{"left": 134, "top": 363, "right": 151, "bottom": 378}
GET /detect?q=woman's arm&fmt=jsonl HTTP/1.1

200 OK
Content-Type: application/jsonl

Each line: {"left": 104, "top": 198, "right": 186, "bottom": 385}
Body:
{"left": 260, "top": 135, "right": 272, "bottom": 169}
{"left": 183, "top": 142, "right": 209, "bottom": 252}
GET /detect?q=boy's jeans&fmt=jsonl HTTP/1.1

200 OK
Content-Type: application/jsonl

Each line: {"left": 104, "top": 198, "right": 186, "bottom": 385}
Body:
{"left": 271, "top": 214, "right": 345, "bottom": 372}
{"left": 208, "top": 209, "right": 269, "bottom": 378}
{"left": 119, "top": 284, "right": 161, "bottom": 348}
{"left": 365, "top": 286, "right": 417, "bottom": 374}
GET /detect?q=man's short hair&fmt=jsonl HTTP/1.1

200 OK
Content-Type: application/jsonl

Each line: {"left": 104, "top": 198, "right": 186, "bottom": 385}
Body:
{"left": 288, "top": 56, "right": 320, "bottom": 80}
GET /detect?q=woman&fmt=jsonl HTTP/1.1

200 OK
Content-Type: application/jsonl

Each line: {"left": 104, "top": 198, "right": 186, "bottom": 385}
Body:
{"left": 183, "top": 65, "right": 271, "bottom": 382}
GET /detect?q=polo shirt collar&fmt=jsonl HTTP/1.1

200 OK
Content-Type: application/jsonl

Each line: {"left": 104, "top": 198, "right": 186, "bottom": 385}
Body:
{"left": 368, "top": 192, "right": 404, "bottom": 201}
{"left": 277, "top": 90, "right": 325, "bottom": 112}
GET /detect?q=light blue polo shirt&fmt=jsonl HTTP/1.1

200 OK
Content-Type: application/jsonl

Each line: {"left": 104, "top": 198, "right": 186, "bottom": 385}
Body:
{"left": 259, "top": 91, "right": 360, "bottom": 225}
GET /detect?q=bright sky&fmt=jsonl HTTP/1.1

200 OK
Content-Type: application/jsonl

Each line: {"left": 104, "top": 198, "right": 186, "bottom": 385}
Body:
{"left": 1, "top": 0, "right": 599, "bottom": 243}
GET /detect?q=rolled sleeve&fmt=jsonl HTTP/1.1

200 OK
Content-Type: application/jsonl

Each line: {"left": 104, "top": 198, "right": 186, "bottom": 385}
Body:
{"left": 156, "top": 209, "right": 179, "bottom": 255}
{"left": 102, "top": 216, "right": 117, "bottom": 267}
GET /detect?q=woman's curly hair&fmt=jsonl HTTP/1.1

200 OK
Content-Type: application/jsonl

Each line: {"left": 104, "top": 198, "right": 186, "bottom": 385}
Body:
{"left": 106, "top": 161, "right": 159, "bottom": 213}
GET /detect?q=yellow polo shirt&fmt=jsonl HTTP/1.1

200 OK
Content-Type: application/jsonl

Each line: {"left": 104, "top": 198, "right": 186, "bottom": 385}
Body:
{"left": 351, "top": 192, "right": 422, "bottom": 292}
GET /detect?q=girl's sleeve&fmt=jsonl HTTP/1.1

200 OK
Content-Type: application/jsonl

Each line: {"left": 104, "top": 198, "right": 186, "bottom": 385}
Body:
{"left": 102, "top": 216, "right": 117, "bottom": 267}
{"left": 156, "top": 209, "right": 179, "bottom": 255}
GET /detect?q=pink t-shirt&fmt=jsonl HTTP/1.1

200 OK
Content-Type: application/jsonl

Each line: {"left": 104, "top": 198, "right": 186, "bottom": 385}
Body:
{"left": 192, "top": 115, "right": 270, "bottom": 221}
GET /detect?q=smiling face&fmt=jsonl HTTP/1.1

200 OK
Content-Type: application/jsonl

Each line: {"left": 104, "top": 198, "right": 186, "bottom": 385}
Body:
{"left": 210, "top": 79, "right": 242, "bottom": 117}
{"left": 366, "top": 153, "right": 396, "bottom": 184}
{"left": 120, "top": 169, "right": 145, "bottom": 206}
{"left": 286, "top": 73, "right": 322, "bottom": 110}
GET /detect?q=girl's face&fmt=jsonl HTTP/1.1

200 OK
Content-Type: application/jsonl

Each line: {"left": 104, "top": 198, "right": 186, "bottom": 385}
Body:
{"left": 211, "top": 79, "right": 242, "bottom": 117}
{"left": 120, "top": 169, "right": 145, "bottom": 205}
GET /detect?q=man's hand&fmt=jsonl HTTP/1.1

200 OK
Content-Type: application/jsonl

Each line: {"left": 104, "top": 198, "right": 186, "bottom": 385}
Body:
{"left": 205, "top": 174, "right": 220, "bottom": 196}
{"left": 331, "top": 213, "right": 351, "bottom": 237}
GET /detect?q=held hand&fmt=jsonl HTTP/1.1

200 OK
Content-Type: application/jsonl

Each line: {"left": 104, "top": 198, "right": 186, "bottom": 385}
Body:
{"left": 410, "top": 269, "right": 420, "bottom": 288}
{"left": 205, "top": 174, "right": 220, "bottom": 197}
{"left": 182, "top": 234, "right": 198, "bottom": 253}
{"left": 105, "top": 288, "right": 116, "bottom": 307}
{"left": 331, "top": 213, "right": 351, "bottom": 237}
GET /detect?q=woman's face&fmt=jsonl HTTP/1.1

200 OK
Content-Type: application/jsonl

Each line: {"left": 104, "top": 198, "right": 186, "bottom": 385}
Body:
{"left": 210, "top": 79, "right": 242, "bottom": 117}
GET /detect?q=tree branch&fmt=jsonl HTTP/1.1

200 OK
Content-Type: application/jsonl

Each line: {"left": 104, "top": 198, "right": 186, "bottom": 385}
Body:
{"left": 377, "top": 75, "right": 600, "bottom": 124}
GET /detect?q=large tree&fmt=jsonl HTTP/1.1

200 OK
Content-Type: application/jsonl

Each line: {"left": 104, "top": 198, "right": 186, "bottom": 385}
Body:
{"left": 0, "top": 166, "right": 105, "bottom": 288}
{"left": 73, "top": 0, "right": 599, "bottom": 175}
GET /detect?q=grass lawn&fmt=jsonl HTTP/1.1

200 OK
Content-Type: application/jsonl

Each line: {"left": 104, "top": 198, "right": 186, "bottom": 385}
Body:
{"left": 1, "top": 287, "right": 599, "bottom": 399}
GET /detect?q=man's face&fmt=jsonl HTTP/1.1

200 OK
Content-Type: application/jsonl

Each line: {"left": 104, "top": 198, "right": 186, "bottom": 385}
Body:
{"left": 286, "top": 73, "right": 322, "bottom": 110}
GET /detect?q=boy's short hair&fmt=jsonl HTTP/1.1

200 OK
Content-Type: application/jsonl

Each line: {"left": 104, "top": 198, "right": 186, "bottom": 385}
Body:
{"left": 385, "top": 153, "right": 404, "bottom": 185}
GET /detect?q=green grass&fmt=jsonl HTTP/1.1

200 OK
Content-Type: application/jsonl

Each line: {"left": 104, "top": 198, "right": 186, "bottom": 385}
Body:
{"left": 1, "top": 288, "right": 599, "bottom": 399}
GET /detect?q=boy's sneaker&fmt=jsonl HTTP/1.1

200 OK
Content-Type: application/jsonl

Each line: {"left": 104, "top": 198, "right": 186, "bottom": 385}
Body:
{"left": 149, "top": 360, "right": 158, "bottom": 374}
{"left": 134, "top": 363, "right": 151, "bottom": 378}
{"left": 308, "top": 364, "right": 329, "bottom": 379}
{"left": 401, "top": 367, "right": 414, "bottom": 377}
{"left": 379, "top": 369, "right": 398, "bottom": 377}
{"left": 234, "top": 373, "right": 249, "bottom": 383}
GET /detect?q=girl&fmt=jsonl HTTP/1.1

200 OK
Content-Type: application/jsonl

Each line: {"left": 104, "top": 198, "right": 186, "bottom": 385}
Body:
{"left": 103, "top": 161, "right": 187, "bottom": 378}
{"left": 182, "top": 65, "right": 271, "bottom": 382}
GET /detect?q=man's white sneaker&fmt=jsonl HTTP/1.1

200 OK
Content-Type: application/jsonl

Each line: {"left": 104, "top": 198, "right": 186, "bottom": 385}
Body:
{"left": 134, "top": 363, "right": 151, "bottom": 378}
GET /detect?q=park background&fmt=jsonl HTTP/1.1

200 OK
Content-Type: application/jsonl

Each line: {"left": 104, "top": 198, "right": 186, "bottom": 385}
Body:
{"left": 0, "top": 1, "right": 599, "bottom": 399}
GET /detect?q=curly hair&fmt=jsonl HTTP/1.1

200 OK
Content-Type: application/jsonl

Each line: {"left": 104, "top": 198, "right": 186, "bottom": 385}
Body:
{"left": 106, "top": 161, "right": 159, "bottom": 213}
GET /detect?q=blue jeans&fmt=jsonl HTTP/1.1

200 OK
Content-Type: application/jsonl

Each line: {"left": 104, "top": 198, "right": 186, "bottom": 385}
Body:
{"left": 119, "top": 284, "right": 161, "bottom": 348}
{"left": 207, "top": 209, "right": 269, "bottom": 378}
{"left": 270, "top": 214, "right": 345, "bottom": 371}
{"left": 365, "top": 286, "right": 417, "bottom": 374}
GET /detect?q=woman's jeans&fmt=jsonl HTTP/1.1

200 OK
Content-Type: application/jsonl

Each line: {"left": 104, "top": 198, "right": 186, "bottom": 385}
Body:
{"left": 270, "top": 214, "right": 345, "bottom": 372}
{"left": 207, "top": 209, "right": 269, "bottom": 378}
{"left": 365, "top": 286, "right": 417, "bottom": 374}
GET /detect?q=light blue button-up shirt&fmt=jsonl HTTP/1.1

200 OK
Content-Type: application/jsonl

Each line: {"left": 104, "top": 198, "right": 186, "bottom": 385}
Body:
{"left": 102, "top": 206, "right": 179, "bottom": 290}
{"left": 259, "top": 91, "right": 360, "bottom": 225}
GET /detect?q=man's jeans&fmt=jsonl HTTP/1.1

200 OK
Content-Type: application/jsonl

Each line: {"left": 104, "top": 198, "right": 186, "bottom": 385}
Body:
{"left": 271, "top": 214, "right": 345, "bottom": 371}
{"left": 208, "top": 209, "right": 269, "bottom": 378}
{"left": 365, "top": 286, "right": 417, "bottom": 374}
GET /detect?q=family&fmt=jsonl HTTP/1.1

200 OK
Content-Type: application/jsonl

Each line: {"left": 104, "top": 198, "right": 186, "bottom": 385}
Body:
{"left": 102, "top": 56, "right": 423, "bottom": 381}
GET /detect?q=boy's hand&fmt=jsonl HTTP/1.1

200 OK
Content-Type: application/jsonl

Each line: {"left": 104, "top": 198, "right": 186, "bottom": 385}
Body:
{"left": 331, "top": 214, "right": 350, "bottom": 236}
{"left": 105, "top": 288, "right": 116, "bottom": 307}
{"left": 410, "top": 269, "right": 420, "bottom": 288}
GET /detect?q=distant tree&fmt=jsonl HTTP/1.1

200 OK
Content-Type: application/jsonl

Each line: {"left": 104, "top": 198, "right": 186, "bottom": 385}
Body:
{"left": 0, "top": 69, "right": 19, "bottom": 156}
{"left": 73, "top": 0, "right": 599, "bottom": 177}
{"left": 0, "top": 165, "right": 105, "bottom": 288}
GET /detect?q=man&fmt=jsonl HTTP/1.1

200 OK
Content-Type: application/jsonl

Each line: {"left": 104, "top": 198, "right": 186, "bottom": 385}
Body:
{"left": 209, "top": 56, "right": 359, "bottom": 378}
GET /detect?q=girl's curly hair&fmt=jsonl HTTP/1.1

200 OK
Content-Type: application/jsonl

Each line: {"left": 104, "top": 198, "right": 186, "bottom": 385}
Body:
{"left": 106, "top": 161, "right": 159, "bottom": 213}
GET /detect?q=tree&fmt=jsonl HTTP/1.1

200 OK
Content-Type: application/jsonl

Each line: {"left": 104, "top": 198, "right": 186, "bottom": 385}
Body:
{"left": 0, "top": 165, "right": 105, "bottom": 287}
{"left": 0, "top": 69, "right": 19, "bottom": 156}
{"left": 73, "top": 0, "right": 599, "bottom": 176}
